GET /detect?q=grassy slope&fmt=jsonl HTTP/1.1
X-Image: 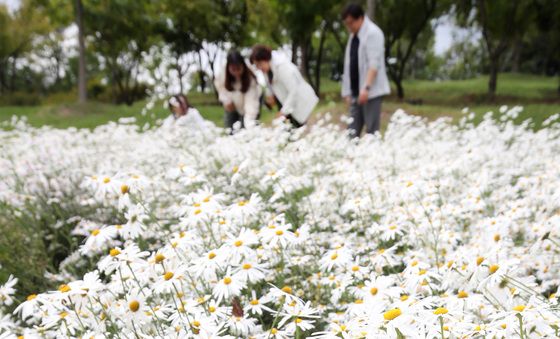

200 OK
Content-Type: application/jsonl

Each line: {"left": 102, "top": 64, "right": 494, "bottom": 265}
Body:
{"left": 0, "top": 73, "right": 558, "bottom": 130}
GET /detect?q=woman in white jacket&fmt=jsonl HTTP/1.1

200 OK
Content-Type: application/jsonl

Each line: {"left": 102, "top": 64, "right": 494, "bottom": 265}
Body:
{"left": 250, "top": 45, "right": 318, "bottom": 127}
{"left": 214, "top": 50, "right": 261, "bottom": 131}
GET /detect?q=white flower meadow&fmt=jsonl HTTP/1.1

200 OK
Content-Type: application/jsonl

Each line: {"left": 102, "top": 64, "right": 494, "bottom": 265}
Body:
{"left": 0, "top": 107, "right": 559, "bottom": 338}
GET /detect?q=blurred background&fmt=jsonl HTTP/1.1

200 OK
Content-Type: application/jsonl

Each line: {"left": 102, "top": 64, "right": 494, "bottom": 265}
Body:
{"left": 0, "top": 0, "right": 558, "bottom": 129}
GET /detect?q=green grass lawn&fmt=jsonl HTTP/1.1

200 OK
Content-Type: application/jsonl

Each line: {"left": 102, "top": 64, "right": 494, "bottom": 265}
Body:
{"left": 0, "top": 73, "right": 558, "bottom": 130}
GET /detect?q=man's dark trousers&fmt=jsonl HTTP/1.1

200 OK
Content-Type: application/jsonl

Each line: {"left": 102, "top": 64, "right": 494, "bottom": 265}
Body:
{"left": 348, "top": 96, "right": 382, "bottom": 137}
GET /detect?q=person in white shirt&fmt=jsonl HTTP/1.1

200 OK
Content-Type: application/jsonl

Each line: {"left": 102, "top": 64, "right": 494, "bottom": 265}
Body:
{"left": 341, "top": 3, "right": 391, "bottom": 137}
{"left": 214, "top": 50, "right": 261, "bottom": 131}
{"left": 250, "top": 45, "right": 319, "bottom": 127}
{"left": 163, "top": 94, "right": 209, "bottom": 130}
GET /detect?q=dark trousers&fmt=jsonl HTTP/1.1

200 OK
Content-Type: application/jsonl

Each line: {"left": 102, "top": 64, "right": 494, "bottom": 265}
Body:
{"left": 224, "top": 110, "right": 244, "bottom": 130}
{"left": 348, "top": 96, "right": 382, "bottom": 137}
{"left": 224, "top": 97, "right": 265, "bottom": 132}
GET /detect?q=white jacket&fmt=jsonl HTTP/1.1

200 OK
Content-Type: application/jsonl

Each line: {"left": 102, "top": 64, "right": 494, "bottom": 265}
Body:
{"left": 214, "top": 68, "right": 261, "bottom": 127}
{"left": 161, "top": 108, "right": 210, "bottom": 130}
{"left": 342, "top": 16, "right": 391, "bottom": 99}
{"left": 267, "top": 56, "right": 319, "bottom": 124}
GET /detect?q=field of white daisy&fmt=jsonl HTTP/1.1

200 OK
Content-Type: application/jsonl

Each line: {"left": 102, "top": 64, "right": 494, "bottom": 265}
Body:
{"left": 1, "top": 107, "right": 559, "bottom": 338}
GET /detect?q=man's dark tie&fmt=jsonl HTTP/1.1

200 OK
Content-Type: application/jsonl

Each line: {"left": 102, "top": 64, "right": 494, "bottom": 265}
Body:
{"left": 350, "top": 35, "right": 360, "bottom": 97}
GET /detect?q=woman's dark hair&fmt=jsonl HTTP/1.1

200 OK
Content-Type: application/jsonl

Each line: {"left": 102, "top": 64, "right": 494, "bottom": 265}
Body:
{"left": 225, "top": 50, "right": 255, "bottom": 93}
{"left": 341, "top": 3, "right": 365, "bottom": 19}
{"left": 249, "top": 45, "right": 272, "bottom": 64}
{"left": 168, "top": 94, "right": 190, "bottom": 116}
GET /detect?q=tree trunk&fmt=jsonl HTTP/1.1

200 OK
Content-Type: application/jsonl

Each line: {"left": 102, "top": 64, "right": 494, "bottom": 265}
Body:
{"left": 395, "top": 78, "right": 404, "bottom": 99}
{"left": 10, "top": 56, "right": 16, "bottom": 91}
{"left": 511, "top": 38, "right": 522, "bottom": 73}
{"left": 0, "top": 61, "right": 4, "bottom": 94}
{"left": 75, "top": 0, "right": 87, "bottom": 103}
{"left": 197, "top": 51, "right": 206, "bottom": 92}
{"left": 488, "top": 58, "right": 499, "bottom": 99}
{"left": 176, "top": 59, "right": 184, "bottom": 95}
{"left": 314, "top": 22, "right": 327, "bottom": 95}
{"left": 300, "top": 38, "right": 312, "bottom": 84}
{"left": 291, "top": 42, "right": 298, "bottom": 64}
{"left": 367, "top": 0, "right": 376, "bottom": 20}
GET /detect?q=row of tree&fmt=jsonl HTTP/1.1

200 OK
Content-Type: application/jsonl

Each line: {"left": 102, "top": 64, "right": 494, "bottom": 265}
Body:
{"left": 0, "top": 0, "right": 558, "bottom": 105}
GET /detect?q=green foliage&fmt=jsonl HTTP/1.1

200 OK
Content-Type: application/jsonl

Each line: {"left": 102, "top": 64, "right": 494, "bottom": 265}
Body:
{"left": 376, "top": 0, "right": 452, "bottom": 98}
{"left": 0, "top": 92, "right": 42, "bottom": 106}
{"left": 84, "top": 0, "right": 159, "bottom": 105}
{"left": 0, "top": 0, "right": 50, "bottom": 94}
{"left": 456, "top": 0, "right": 537, "bottom": 96}
{"left": 1, "top": 0, "right": 558, "bottom": 106}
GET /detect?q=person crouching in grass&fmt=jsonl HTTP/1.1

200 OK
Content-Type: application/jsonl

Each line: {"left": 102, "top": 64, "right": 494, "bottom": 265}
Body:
{"left": 163, "top": 94, "right": 208, "bottom": 129}
{"left": 214, "top": 50, "right": 261, "bottom": 133}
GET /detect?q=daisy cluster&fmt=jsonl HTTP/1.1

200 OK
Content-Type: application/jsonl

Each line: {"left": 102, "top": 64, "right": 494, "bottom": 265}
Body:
{"left": 0, "top": 107, "right": 559, "bottom": 338}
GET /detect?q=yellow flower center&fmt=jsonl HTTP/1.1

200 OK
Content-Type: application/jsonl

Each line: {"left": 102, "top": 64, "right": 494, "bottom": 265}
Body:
{"left": 489, "top": 264, "right": 499, "bottom": 274}
{"left": 400, "top": 295, "right": 409, "bottom": 301}
{"left": 109, "top": 248, "right": 120, "bottom": 257}
{"left": 275, "top": 230, "right": 284, "bottom": 236}
{"left": 155, "top": 253, "right": 165, "bottom": 263}
{"left": 282, "top": 286, "right": 292, "bottom": 294}
{"left": 270, "top": 328, "right": 278, "bottom": 334}
{"left": 493, "top": 234, "right": 501, "bottom": 242}
{"left": 383, "top": 308, "right": 402, "bottom": 321}
{"left": 58, "top": 284, "right": 71, "bottom": 293}
{"left": 120, "top": 185, "right": 129, "bottom": 194}
{"left": 513, "top": 305, "right": 526, "bottom": 312}
{"left": 91, "top": 229, "right": 100, "bottom": 236}
{"left": 234, "top": 240, "right": 243, "bottom": 247}
{"left": 370, "top": 287, "right": 378, "bottom": 295}
{"left": 476, "top": 256, "right": 484, "bottom": 266}
{"left": 129, "top": 300, "right": 140, "bottom": 312}
{"left": 331, "top": 252, "right": 338, "bottom": 260}
{"left": 164, "top": 272, "right": 174, "bottom": 281}
{"left": 238, "top": 201, "right": 247, "bottom": 206}
{"left": 27, "top": 294, "right": 37, "bottom": 301}
{"left": 103, "top": 177, "right": 110, "bottom": 184}
{"left": 434, "top": 307, "right": 448, "bottom": 315}
{"left": 208, "top": 252, "right": 216, "bottom": 259}
{"left": 209, "top": 306, "right": 216, "bottom": 312}
{"left": 250, "top": 299, "right": 259, "bottom": 305}
{"left": 242, "top": 263, "right": 252, "bottom": 270}
{"left": 223, "top": 277, "right": 232, "bottom": 285}
{"left": 457, "top": 291, "right": 468, "bottom": 298}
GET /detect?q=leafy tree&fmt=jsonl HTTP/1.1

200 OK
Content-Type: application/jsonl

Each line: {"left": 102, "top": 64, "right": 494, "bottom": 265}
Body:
{"left": 457, "top": 0, "right": 535, "bottom": 98}
{"left": 155, "top": 0, "right": 248, "bottom": 94}
{"left": 376, "top": 0, "right": 451, "bottom": 99}
{"left": 270, "top": 0, "right": 344, "bottom": 94}
{"left": 0, "top": 0, "right": 49, "bottom": 93}
{"left": 85, "top": 0, "right": 159, "bottom": 105}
